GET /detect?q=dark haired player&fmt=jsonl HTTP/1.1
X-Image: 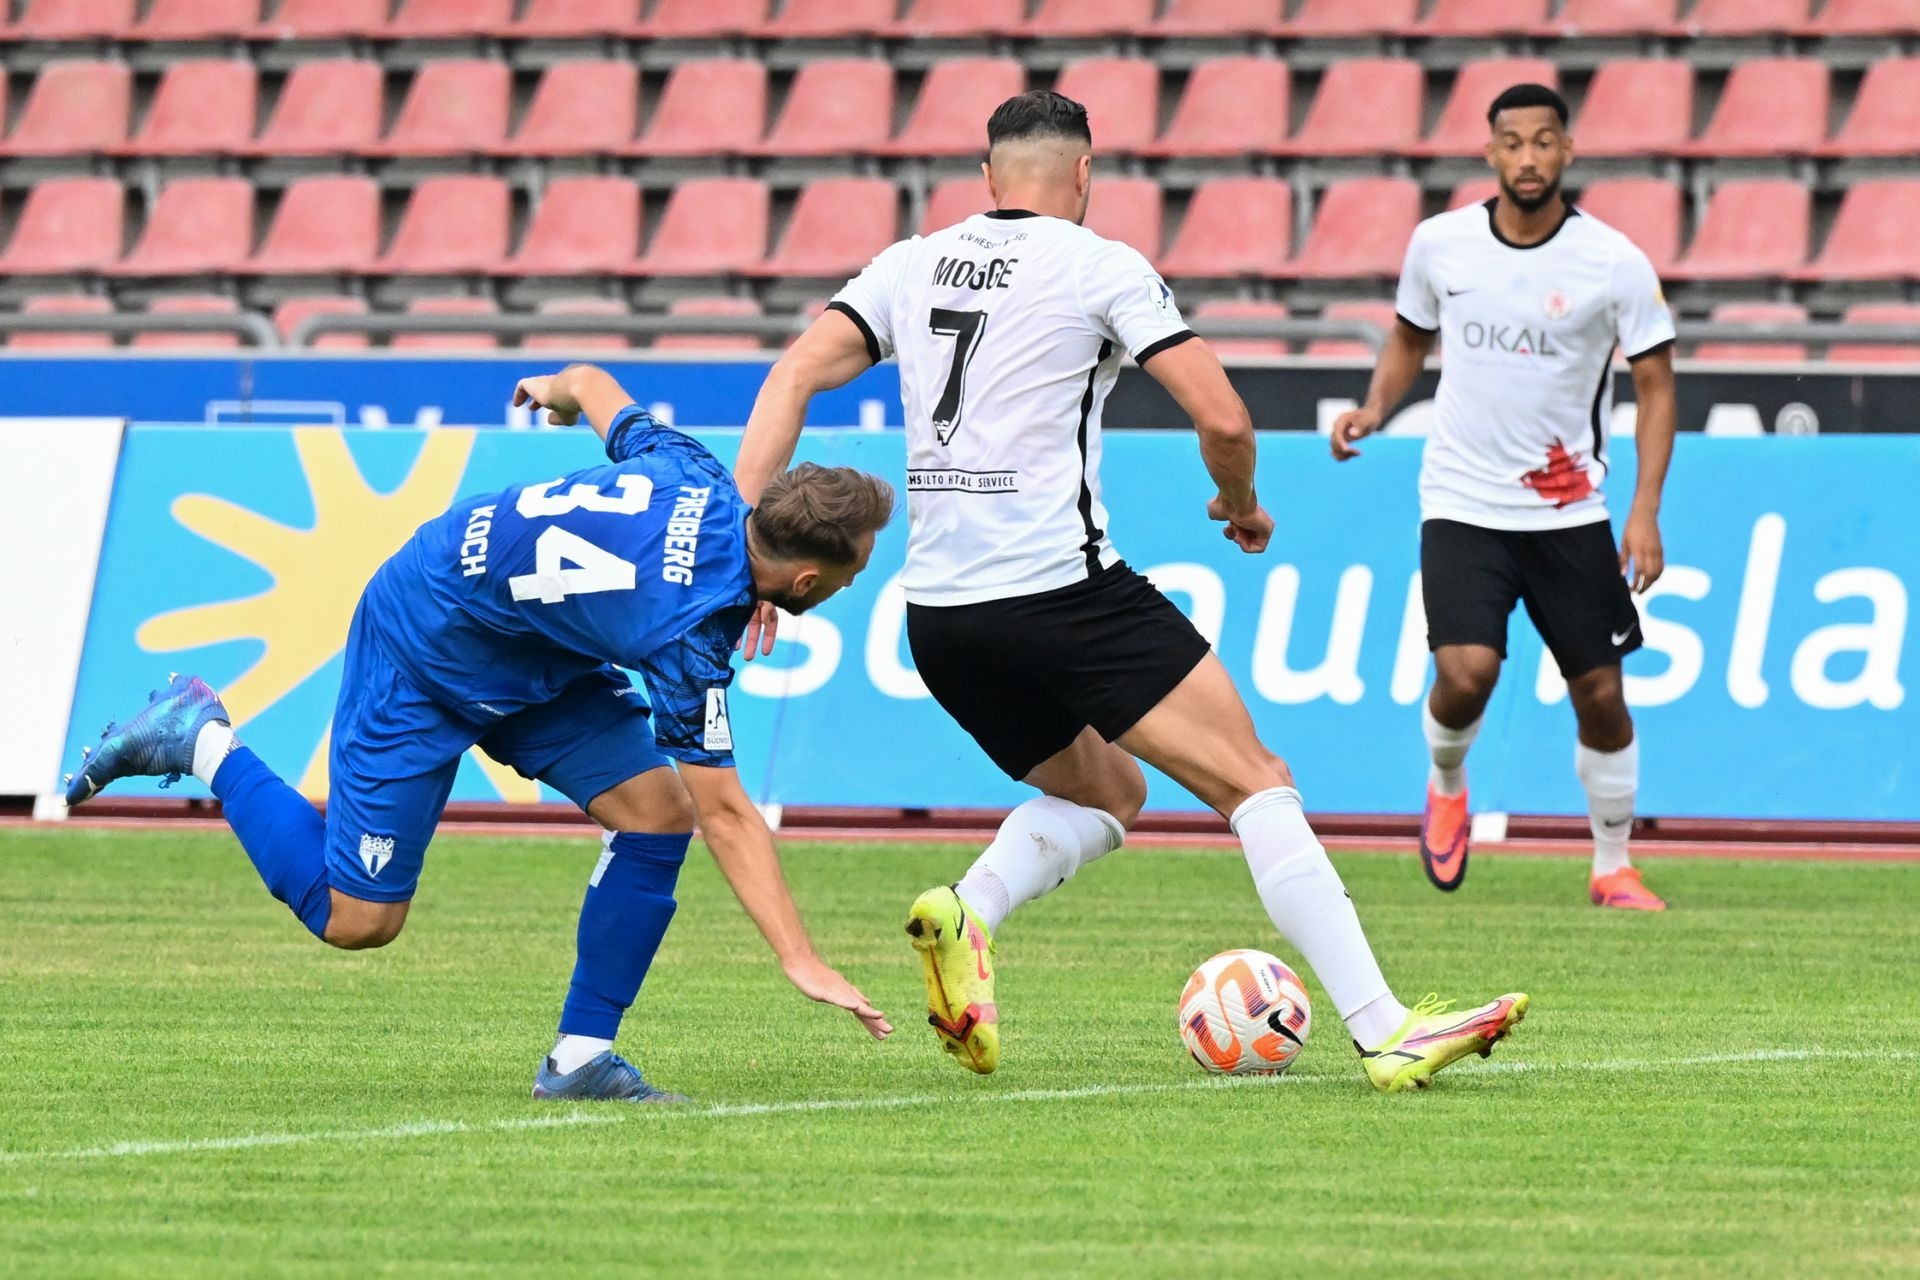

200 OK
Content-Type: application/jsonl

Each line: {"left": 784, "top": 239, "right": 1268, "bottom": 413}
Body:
{"left": 1332, "top": 84, "right": 1678, "bottom": 911}
{"left": 736, "top": 91, "right": 1528, "bottom": 1092}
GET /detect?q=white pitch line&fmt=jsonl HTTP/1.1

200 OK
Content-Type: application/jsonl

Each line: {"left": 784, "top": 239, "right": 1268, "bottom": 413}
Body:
{"left": 0, "top": 1047, "right": 1902, "bottom": 1167}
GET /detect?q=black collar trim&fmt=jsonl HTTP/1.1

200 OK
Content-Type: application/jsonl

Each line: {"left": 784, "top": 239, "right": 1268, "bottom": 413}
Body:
{"left": 985, "top": 209, "right": 1042, "bottom": 220}
{"left": 1483, "top": 198, "right": 1579, "bottom": 250}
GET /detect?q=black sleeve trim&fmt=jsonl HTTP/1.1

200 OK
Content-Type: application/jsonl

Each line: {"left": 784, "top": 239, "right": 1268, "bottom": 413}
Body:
{"left": 1626, "top": 338, "right": 1675, "bottom": 363}
{"left": 1135, "top": 329, "right": 1198, "bottom": 365}
{"left": 1394, "top": 312, "right": 1439, "bottom": 335}
{"left": 826, "top": 301, "right": 881, "bottom": 364}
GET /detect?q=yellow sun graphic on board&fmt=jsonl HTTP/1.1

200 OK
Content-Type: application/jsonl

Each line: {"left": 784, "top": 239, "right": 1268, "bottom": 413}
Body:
{"left": 136, "top": 428, "right": 539, "bottom": 803}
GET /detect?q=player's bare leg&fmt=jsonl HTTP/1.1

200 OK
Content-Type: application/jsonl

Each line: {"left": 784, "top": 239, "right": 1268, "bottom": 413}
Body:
{"left": 1118, "top": 654, "right": 1527, "bottom": 1090}
{"left": 1421, "top": 644, "right": 1500, "bottom": 891}
{"left": 324, "top": 895, "right": 408, "bottom": 949}
{"left": 1568, "top": 664, "right": 1662, "bottom": 911}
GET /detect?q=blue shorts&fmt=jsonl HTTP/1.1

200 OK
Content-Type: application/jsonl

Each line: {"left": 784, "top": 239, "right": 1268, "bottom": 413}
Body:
{"left": 325, "top": 605, "right": 672, "bottom": 903}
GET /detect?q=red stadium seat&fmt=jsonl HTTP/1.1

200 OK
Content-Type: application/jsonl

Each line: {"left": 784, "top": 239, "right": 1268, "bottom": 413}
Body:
{"left": 377, "top": 176, "right": 512, "bottom": 275}
{"left": 1828, "top": 303, "right": 1920, "bottom": 364}
{"left": 1085, "top": 178, "right": 1164, "bottom": 259}
{"left": 117, "top": 60, "right": 256, "bottom": 157}
{"left": 1193, "top": 299, "right": 1289, "bottom": 358}
{"left": 888, "top": 0, "right": 1026, "bottom": 36}
{"left": 1681, "top": 59, "right": 1828, "bottom": 157}
{"left": 253, "top": 0, "right": 388, "bottom": 38}
{"left": 0, "top": 178, "right": 124, "bottom": 275}
{"left": 1055, "top": 60, "right": 1160, "bottom": 155}
{"left": 505, "top": 177, "right": 641, "bottom": 276}
{"left": 753, "top": 178, "right": 897, "bottom": 278}
{"left": 382, "top": 0, "right": 514, "bottom": 36}
{"left": 241, "top": 60, "right": 383, "bottom": 157}
{"left": 1145, "top": 57, "right": 1289, "bottom": 157}
{"left": 369, "top": 60, "right": 511, "bottom": 157}
{"left": 879, "top": 60, "right": 1023, "bottom": 157}
{"left": 393, "top": 297, "right": 500, "bottom": 351}
{"left": 634, "top": 178, "right": 770, "bottom": 276}
{"left": 1668, "top": 179, "right": 1810, "bottom": 280}
{"left": 1160, "top": 178, "right": 1292, "bottom": 278}
{"left": 922, "top": 176, "right": 991, "bottom": 233}
{"left": 1448, "top": 178, "right": 1499, "bottom": 209}
{"left": 134, "top": 294, "right": 241, "bottom": 350}
{"left": 641, "top": 0, "right": 768, "bottom": 38}
{"left": 0, "top": 60, "right": 130, "bottom": 156}
{"left": 510, "top": 0, "right": 645, "bottom": 37}
{"left": 1820, "top": 58, "right": 1920, "bottom": 158}
{"left": 1576, "top": 177, "right": 1682, "bottom": 276}
{"left": 1686, "top": 0, "right": 1808, "bottom": 34}
{"left": 499, "top": 61, "right": 638, "bottom": 156}
{"left": 1154, "top": 0, "right": 1279, "bottom": 36}
{"left": 1573, "top": 59, "right": 1693, "bottom": 158}
{"left": 628, "top": 59, "right": 766, "bottom": 157}
{"left": 275, "top": 295, "right": 371, "bottom": 350}
{"left": 758, "top": 0, "right": 896, "bottom": 38}
{"left": 1276, "top": 59, "right": 1421, "bottom": 156}
{"left": 1795, "top": 180, "right": 1920, "bottom": 281}
{"left": 750, "top": 60, "right": 893, "bottom": 157}
{"left": 1413, "top": 58, "right": 1558, "bottom": 157}
{"left": 1802, "top": 0, "right": 1920, "bottom": 35}
{"left": 526, "top": 298, "right": 633, "bottom": 352}
{"left": 9, "top": 295, "right": 115, "bottom": 350}
{"left": 1415, "top": 0, "right": 1548, "bottom": 36}
{"left": 1023, "top": 0, "right": 1157, "bottom": 38}
{"left": 1537, "top": 0, "right": 1680, "bottom": 36}
{"left": 1306, "top": 299, "right": 1398, "bottom": 357}
{"left": 1281, "top": 177, "right": 1420, "bottom": 279}
{"left": 244, "top": 177, "right": 381, "bottom": 275}
{"left": 1278, "top": 0, "right": 1415, "bottom": 35}
{"left": 1695, "top": 302, "right": 1807, "bottom": 363}
{"left": 655, "top": 297, "right": 763, "bottom": 352}
{"left": 109, "top": 177, "right": 253, "bottom": 276}
{"left": 134, "top": 0, "right": 260, "bottom": 39}
{"left": 11, "top": 0, "right": 136, "bottom": 39}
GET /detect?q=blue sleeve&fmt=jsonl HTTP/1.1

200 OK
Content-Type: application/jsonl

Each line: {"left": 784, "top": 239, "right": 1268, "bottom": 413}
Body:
{"left": 637, "top": 600, "right": 752, "bottom": 768}
{"left": 605, "top": 404, "right": 723, "bottom": 470}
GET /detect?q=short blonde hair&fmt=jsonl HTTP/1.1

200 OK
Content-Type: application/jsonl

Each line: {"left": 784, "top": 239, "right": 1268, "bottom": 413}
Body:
{"left": 750, "top": 463, "right": 896, "bottom": 565}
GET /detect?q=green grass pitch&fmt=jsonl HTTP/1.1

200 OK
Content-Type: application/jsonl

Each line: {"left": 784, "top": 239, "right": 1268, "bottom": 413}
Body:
{"left": 0, "top": 828, "right": 1915, "bottom": 1278}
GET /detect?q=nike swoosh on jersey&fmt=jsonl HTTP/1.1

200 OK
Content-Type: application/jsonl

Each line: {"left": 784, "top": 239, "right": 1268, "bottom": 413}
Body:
{"left": 1446, "top": 287, "right": 1476, "bottom": 296}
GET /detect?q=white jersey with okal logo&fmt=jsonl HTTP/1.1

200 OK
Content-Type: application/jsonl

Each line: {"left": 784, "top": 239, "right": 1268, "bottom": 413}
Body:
{"left": 830, "top": 210, "right": 1194, "bottom": 606}
{"left": 1395, "top": 201, "right": 1676, "bottom": 532}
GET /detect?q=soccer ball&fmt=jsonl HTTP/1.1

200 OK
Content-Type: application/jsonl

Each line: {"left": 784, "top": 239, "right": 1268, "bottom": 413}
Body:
{"left": 1176, "top": 949, "right": 1311, "bottom": 1075}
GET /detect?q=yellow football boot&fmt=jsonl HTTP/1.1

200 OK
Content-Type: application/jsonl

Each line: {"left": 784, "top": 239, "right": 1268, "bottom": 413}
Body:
{"left": 904, "top": 885, "right": 999, "bottom": 1074}
{"left": 1358, "top": 992, "right": 1529, "bottom": 1093}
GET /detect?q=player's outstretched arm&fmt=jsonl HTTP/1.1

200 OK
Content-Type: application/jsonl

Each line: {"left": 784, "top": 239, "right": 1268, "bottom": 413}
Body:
{"left": 1140, "top": 338, "right": 1274, "bottom": 554}
{"left": 1621, "top": 343, "right": 1677, "bottom": 594}
{"left": 735, "top": 310, "right": 875, "bottom": 507}
{"left": 1329, "top": 320, "right": 1438, "bottom": 461}
{"left": 676, "top": 762, "right": 892, "bottom": 1041}
{"left": 512, "top": 364, "right": 636, "bottom": 442}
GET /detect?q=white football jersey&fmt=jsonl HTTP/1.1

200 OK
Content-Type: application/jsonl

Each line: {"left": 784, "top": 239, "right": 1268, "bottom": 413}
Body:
{"left": 831, "top": 210, "right": 1193, "bottom": 606}
{"left": 1395, "top": 201, "right": 1676, "bottom": 531}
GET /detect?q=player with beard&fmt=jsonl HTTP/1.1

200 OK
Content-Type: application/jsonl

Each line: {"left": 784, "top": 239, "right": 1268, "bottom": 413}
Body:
{"left": 1331, "top": 84, "right": 1679, "bottom": 910}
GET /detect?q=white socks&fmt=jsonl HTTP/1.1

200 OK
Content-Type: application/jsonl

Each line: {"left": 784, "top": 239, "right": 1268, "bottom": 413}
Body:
{"left": 954, "top": 796, "right": 1125, "bottom": 934}
{"left": 1577, "top": 736, "right": 1638, "bottom": 878}
{"left": 1231, "top": 787, "right": 1407, "bottom": 1046}
{"left": 549, "top": 1034, "right": 614, "bottom": 1076}
{"left": 1422, "top": 703, "right": 1480, "bottom": 797}
{"left": 191, "top": 721, "right": 237, "bottom": 786}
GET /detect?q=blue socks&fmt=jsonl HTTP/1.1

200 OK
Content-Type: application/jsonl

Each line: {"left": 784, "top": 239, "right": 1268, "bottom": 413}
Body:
{"left": 211, "top": 747, "right": 333, "bottom": 940}
{"left": 558, "top": 831, "right": 690, "bottom": 1040}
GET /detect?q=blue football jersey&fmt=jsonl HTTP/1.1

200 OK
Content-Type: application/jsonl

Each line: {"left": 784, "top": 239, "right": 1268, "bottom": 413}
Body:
{"left": 360, "top": 406, "right": 753, "bottom": 767}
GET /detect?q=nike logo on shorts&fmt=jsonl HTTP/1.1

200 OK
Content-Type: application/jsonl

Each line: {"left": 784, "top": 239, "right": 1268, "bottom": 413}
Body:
{"left": 1611, "top": 626, "right": 1637, "bottom": 646}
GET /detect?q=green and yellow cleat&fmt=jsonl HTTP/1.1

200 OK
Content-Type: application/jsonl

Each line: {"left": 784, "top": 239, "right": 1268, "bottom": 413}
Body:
{"left": 1357, "top": 992, "right": 1529, "bottom": 1093}
{"left": 904, "top": 885, "right": 999, "bottom": 1075}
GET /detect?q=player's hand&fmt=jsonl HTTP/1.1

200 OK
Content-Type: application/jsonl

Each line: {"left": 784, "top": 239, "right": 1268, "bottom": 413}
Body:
{"left": 784, "top": 954, "right": 892, "bottom": 1041}
{"left": 1329, "top": 405, "right": 1383, "bottom": 461}
{"left": 1620, "top": 509, "right": 1664, "bottom": 594}
{"left": 1207, "top": 494, "right": 1274, "bottom": 554}
{"left": 737, "top": 600, "right": 780, "bottom": 661}
{"left": 513, "top": 373, "right": 581, "bottom": 426}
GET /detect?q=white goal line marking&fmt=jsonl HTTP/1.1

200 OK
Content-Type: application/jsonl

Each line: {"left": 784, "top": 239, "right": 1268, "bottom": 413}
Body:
{"left": 0, "top": 1047, "right": 1899, "bottom": 1167}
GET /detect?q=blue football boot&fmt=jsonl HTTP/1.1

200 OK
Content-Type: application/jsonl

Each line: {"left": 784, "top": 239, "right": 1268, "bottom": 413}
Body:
{"left": 64, "top": 673, "right": 229, "bottom": 808}
{"left": 531, "top": 1051, "right": 689, "bottom": 1104}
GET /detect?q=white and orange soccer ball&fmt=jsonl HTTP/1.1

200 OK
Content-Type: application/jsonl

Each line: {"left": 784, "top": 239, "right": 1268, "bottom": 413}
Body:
{"left": 1176, "top": 949, "right": 1312, "bottom": 1075}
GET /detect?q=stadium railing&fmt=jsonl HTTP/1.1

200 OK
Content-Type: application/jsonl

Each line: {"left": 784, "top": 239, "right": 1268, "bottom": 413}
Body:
{"left": 0, "top": 309, "right": 279, "bottom": 345}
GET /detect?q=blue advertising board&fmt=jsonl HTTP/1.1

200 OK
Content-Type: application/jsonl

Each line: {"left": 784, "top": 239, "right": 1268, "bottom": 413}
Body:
{"left": 62, "top": 427, "right": 1918, "bottom": 819}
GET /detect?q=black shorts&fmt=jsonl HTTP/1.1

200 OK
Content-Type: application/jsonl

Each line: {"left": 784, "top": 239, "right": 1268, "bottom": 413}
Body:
{"left": 906, "top": 563, "right": 1213, "bottom": 781}
{"left": 1422, "top": 518, "right": 1642, "bottom": 679}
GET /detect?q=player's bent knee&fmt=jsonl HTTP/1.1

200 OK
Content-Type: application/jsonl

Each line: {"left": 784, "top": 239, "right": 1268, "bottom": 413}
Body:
{"left": 323, "top": 893, "right": 409, "bottom": 950}
{"left": 587, "top": 767, "right": 695, "bottom": 835}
